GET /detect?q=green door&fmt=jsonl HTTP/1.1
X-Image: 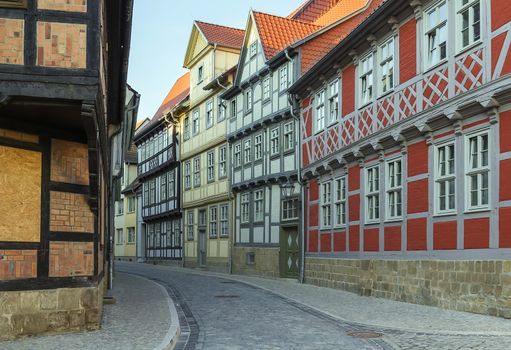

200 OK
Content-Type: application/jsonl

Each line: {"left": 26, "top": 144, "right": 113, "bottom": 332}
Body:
{"left": 280, "top": 227, "right": 300, "bottom": 278}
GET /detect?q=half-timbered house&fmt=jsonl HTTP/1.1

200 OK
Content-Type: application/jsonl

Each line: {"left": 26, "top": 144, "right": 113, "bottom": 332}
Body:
{"left": 133, "top": 73, "right": 190, "bottom": 263}
{"left": 290, "top": 0, "right": 511, "bottom": 317}
{"left": 0, "top": 0, "right": 136, "bottom": 338}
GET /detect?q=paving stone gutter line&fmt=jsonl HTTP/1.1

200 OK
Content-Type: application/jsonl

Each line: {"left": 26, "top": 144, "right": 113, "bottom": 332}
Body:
{"left": 146, "top": 264, "right": 511, "bottom": 337}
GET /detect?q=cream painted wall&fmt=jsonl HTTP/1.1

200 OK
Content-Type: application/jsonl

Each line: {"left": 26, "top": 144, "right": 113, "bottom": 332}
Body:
{"left": 114, "top": 163, "right": 138, "bottom": 258}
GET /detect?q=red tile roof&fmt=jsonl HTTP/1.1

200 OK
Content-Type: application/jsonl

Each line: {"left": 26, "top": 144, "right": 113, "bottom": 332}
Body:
{"left": 252, "top": 11, "right": 321, "bottom": 60}
{"left": 289, "top": 0, "right": 343, "bottom": 23}
{"left": 195, "top": 21, "right": 245, "bottom": 49}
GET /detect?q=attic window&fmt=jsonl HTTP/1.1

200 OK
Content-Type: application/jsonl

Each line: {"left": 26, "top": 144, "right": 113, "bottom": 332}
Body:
{"left": 198, "top": 65, "right": 204, "bottom": 84}
{"left": 250, "top": 42, "right": 258, "bottom": 57}
{"left": 0, "top": 0, "right": 26, "bottom": 8}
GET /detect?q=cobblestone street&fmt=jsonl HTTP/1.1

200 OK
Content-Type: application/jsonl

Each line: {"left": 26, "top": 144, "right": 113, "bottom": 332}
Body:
{"left": 118, "top": 262, "right": 511, "bottom": 350}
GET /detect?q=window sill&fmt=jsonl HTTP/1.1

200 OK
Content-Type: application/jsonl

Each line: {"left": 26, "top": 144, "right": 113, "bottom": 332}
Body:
{"left": 433, "top": 211, "right": 457, "bottom": 217}
{"left": 270, "top": 153, "right": 280, "bottom": 160}
{"left": 377, "top": 89, "right": 394, "bottom": 100}
{"left": 424, "top": 59, "right": 448, "bottom": 74}
{"left": 455, "top": 41, "right": 483, "bottom": 58}
{"left": 262, "top": 98, "right": 271, "bottom": 105}
{"left": 364, "top": 220, "right": 380, "bottom": 226}
{"left": 358, "top": 100, "right": 373, "bottom": 110}
{"left": 464, "top": 207, "right": 491, "bottom": 214}
{"left": 385, "top": 217, "right": 403, "bottom": 223}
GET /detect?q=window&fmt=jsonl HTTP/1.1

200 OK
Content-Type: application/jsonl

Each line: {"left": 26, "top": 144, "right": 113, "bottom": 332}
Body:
{"left": 187, "top": 211, "right": 194, "bottom": 240}
{"left": 263, "top": 77, "right": 270, "bottom": 100}
{"left": 167, "top": 170, "right": 175, "bottom": 198}
{"left": 192, "top": 110, "right": 200, "bottom": 135}
{"left": 218, "top": 102, "right": 226, "bottom": 122}
{"left": 386, "top": 158, "right": 403, "bottom": 220}
{"left": 160, "top": 173, "right": 167, "bottom": 201}
{"left": 425, "top": 1, "right": 448, "bottom": 68}
{"left": 435, "top": 142, "right": 456, "bottom": 214}
{"left": 270, "top": 127, "right": 280, "bottom": 156}
{"left": 231, "top": 100, "right": 237, "bottom": 118}
{"left": 282, "top": 199, "right": 298, "bottom": 220}
{"left": 250, "top": 41, "right": 258, "bottom": 57}
{"left": 149, "top": 179, "right": 156, "bottom": 205}
{"left": 234, "top": 143, "right": 241, "bottom": 167}
{"left": 241, "top": 193, "right": 250, "bottom": 223}
{"left": 207, "top": 151, "right": 215, "bottom": 182}
{"left": 334, "top": 177, "right": 347, "bottom": 227}
{"left": 254, "top": 190, "right": 264, "bottom": 222}
{"left": 219, "top": 145, "right": 227, "bottom": 178}
{"left": 457, "top": 0, "right": 481, "bottom": 50}
{"left": 244, "top": 139, "right": 251, "bottom": 164}
{"left": 321, "top": 182, "right": 332, "bottom": 228}
{"left": 116, "top": 199, "right": 124, "bottom": 215}
{"left": 127, "top": 227, "right": 135, "bottom": 244}
{"left": 116, "top": 229, "right": 124, "bottom": 244}
{"left": 466, "top": 131, "right": 489, "bottom": 210}
{"left": 127, "top": 196, "right": 135, "bottom": 213}
{"left": 198, "top": 65, "right": 204, "bottom": 84}
{"left": 209, "top": 206, "right": 218, "bottom": 237}
{"left": 366, "top": 165, "right": 380, "bottom": 222}
{"left": 283, "top": 122, "right": 294, "bottom": 151}
{"left": 279, "top": 66, "right": 288, "bottom": 91}
{"left": 245, "top": 89, "right": 253, "bottom": 113}
{"left": 206, "top": 100, "right": 214, "bottom": 128}
{"left": 199, "top": 209, "right": 207, "bottom": 226}
{"left": 328, "top": 80, "right": 339, "bottom": 125}
{"left": 184, "top": 161, "right": 191, "bottom": 189}
{"left": 379, "top": 38, "right": 394, "bottom": 95}
{"left": 220, "top": 204, "right": 229, "bottom": 237}
{"left": 193, "top": 156, "right": 201, "bottom": 187}
{"left": 254, "top": 134, "right": 263, "bottom": 160}
{"left": 315, "top": 90, "right": 326, "bottom": 132}
{"left": 359, "top": 53, "right": 374, "bottom": 106}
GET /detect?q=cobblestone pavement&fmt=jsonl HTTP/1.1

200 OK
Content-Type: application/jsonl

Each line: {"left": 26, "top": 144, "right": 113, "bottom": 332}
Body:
{"left": 119, "top": 262, "right": 511, "bottom": 350}
{"left": 0, "top": 273, "right": 174, "bottom": 350}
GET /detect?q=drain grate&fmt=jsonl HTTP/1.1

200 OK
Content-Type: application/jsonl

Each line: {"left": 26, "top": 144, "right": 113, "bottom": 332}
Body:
{"left": 347, "top": 331, "right": 384, "bottom": 339}
{"left": 214, "top": 294, "right": 240, "bottom": 298}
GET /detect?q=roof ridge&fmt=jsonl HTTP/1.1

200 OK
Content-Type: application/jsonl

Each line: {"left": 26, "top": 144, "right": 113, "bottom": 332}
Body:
{"left": 195, "top": 20, "right": 245, "bottom": 33}
{"left": 252, "top": 10, "right": 323, "bottom": 28}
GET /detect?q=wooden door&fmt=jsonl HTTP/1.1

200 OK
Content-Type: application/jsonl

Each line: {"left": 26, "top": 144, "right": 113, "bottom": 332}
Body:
{"left": 280, "top": 227, "right": 299, "bottom": 278}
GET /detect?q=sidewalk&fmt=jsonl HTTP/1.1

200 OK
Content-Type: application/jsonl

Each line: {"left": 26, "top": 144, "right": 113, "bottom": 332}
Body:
{"left": 0, "top": 272, "right": 178, "bottom": 350}
{"left": 149, "top": 264, "right": 511, "bottom": 336}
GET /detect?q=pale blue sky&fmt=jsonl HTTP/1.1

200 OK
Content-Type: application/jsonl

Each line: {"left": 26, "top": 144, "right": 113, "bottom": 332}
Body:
{"left": 128, "top": 0, "right": 305, "bottom": 120}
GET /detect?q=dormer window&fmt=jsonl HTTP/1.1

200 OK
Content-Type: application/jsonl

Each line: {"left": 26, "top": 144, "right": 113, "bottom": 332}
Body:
{"left": 250, "top": 42, "right": 258, "bottom": 57}
{"left": 198, "top": 65, "right": 204, "bottom": 84}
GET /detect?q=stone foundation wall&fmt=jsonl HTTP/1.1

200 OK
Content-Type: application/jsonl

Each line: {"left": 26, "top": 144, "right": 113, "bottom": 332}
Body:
{"left": 232, "top": 247, "right": 280, "bottom": 278}
{"left": 0, "top": 277, "right": 105, "bottom": 340}
{"left": 305, "top": 257, "right": 511, "bottom": 318}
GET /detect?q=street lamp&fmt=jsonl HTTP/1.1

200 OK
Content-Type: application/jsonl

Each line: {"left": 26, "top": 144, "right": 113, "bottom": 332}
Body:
{"left": 280, "top": 180, "right": 295, "bottom": 198}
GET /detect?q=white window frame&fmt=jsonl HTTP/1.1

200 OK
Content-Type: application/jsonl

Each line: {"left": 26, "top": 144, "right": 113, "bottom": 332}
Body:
{"left": 456, "top": 0, "right": 481, "bottom": 52}
{"left": 206, "top": 99, "right": 214, "bottom": 128}
{"left": 270, "top": 127, "right": 280, "bottom": 156}
{"left": 465, "top": 129, "right": 490, "bottom": 212}
{"left": 219, "top": 145, "right": 227, "bottom": 178}
{"left": 359, "top": 53, "right": 374, "bottom": 106}
{"left": 315, "top": 89, "right": 326, "bottom": 133}
{"left": 167, "top": 170, "right": 175, "bottom": 198}
{"left": 282, "top": 198, "right": 299, "bottom": 221}
{"left": 279, "top": 66, "right": 288, "bottom": 92}
{"left": 207, "top": 150, "right": 215, "bottom": 182}
{"left": 334, "top": 176, "right": 347, "bottom": 227}
{"left": 241, "top": 193, "right": 250, "bottom": 223}
{"left": 254, "top": 134, "right": 263, "bottom": 161}
{"left": 424, "top": 1, "right": 448, "bottom": 69}
{"left": 434, "top": 141, "right": 456, "bottom": 215}
{"left": 234, "top": 143, "right": 241, "bottom": 167}
{"left": 184, "top": 160, "right": 191, "bottom": 190}
{"left": 385, "top": 157, "right": 403, "bottom": 221}
{"left": 245, "top": 88, "right": 253, "bottom": 113}
{"left": 320, "top": 181, "right": 332, "bottom": 228}
{"left": 283, "top": 122, "right": 294, "bottom": 152}
{"left": 193, "top": 156, "right": 201, "bottom": 187}
{"left": 244, "top": 139, "right": 251, "bottom": 164}
{"left": 197, "top": 65, "right": 204, "bottom": 84}
{"left": 218, "top": 102, "right": 226, "bottom": 122}
{"left": 192, "top": 109, "right": 200, "bottom": 135}
{"left": 263, "top": 77, "right": 271, "bottom": 100}
{"left": 127, "top": 196, "right": 135, "bottom": 213}
{"left": 116, "top": 228, "right": 124, "bottom": 244}
{"left": 187, "top": 210, "right": 194, "bottom": 240}
{"left": 231, "top": 99, "right": 237, "bottom": 118}
{"left": 378, "top": 37, "right": 395, "bottom": 96}
{"left": 220, "top": 204, "right": 229, "bottom": 237}
{"left": 250, "top": 41, "right": 258, "bottom": 57}
{"left": 254, "top": 189, "right": 264, "bottom": 222}
{"left": 127, "top": 227, "right": 135, "bottom": 244}
{"left": 328, "top": 80, "right": 339, "bottom": 125}
{"left": 365, "top": 164, "right": 380, "bottom": 223}
{"left": 209, "top": 206, "right": 218, "bottom": 237}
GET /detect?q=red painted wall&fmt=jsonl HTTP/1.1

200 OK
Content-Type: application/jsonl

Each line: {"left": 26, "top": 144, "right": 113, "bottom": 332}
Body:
{"left": 363, "top": 228, "right": 379, "bottom": 252}
{"left": 407, "top": 218, "right": 427, "bottom": 250}
{"left": 348, "top": 194, "right": 360, "bottom": 221}
{"left": 491, "top": 0, "right": 511, "bottom": 31}
{"left": 384, "top": 226, "right": 401, "bottom": 251}
{"left": 500, "top": 159, "right": 511, "bottom": 201}
{"left": 333, "top": 231, "right": 346, "bottom": 252}
{"left": 500, "top": 110, "right": 511, "bottom": 153}
{"left": 407, "top": 179, "right": 429, "bottom": 214}
{"left": 399, "top": 18, "right": 417, "bottom": 84}
{"left": 408, "top": 141, "right": 428, "bottom": 176}
{"left": 464, "top": 218, "right": 490, "bottom": 249}
{"left": 320, "top": 233, "right": 332, "bottom": 252}
{"left": 349, "top": 225, "right": 360, "bottom": 251}
{"left": 342, "top": 65, "right": 355, "bottom": 116}
{"left": 433, "top": 221, "right": 457, "bottom": 250}
{"left": 499, "top": 207, "right": 511, "bottom": 248}
{"left": 348, "top": 164, "right": 360, "bottom": 191}
{"left": 309, "top": 229, "right": 319, "bottom": 252}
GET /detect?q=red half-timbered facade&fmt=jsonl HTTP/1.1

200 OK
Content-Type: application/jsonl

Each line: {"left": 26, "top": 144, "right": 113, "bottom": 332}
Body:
{"left": 290, "top": 0, "right": 511, "bottom": 317}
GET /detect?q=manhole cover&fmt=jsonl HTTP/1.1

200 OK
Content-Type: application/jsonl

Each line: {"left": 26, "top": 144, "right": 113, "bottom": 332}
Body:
{"left": 347, "top": 331, "right": 383, "bottom": 339}
{"left": 214, "top": 295, "right": 240, "bottom": 298}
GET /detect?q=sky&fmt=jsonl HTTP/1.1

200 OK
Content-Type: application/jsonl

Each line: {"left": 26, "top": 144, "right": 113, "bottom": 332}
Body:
{"left": 127, "top": 0, "right": 305, "bottom": 121}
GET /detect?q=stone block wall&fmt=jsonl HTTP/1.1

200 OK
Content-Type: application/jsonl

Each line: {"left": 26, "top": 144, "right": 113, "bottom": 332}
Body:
{"left": 232, "top": 247, "right": 280, "bottom": 278}
{"left": 0, "top": 278, "right": 105, "bottom": 341}
{"left": 305, "top": 257, "right": 511, "bottom": 318}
